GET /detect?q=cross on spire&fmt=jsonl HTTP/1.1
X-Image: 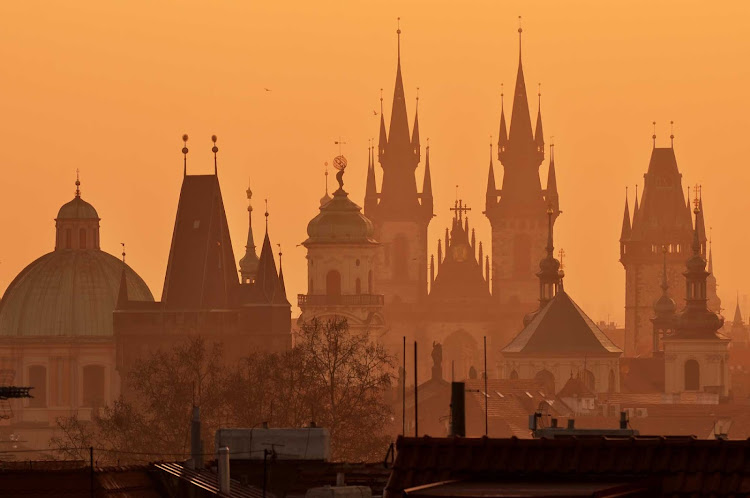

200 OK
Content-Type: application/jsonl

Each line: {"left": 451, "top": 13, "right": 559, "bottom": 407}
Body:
{"left": 558, "top": 248, "right": 565, "bottom": 269}
{"left": 693, "top": 184, "right": 701, "bottom": 211}
{"left": 450, "top": 199, "right": 471, "bottom": 221}
{"left": 334, "top": 138, "right": 347, "bottom": 156}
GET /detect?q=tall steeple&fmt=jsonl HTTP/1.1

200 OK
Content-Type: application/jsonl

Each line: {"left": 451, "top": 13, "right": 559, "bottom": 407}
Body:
{"left": 537, "top": 206, "right": 562, "bottom": 308}
{"left": 534, "top": 85, "right": 544, "bottom": 158}
{"left": 507, "top": 24, "right": 535, "bottom": 153}
{"left": 486, "top": 142, "right": 496, "bottom": 210}
{"left": 545, "top": 142, "right": 558, "bottom": 213}
{"left": 412, "top": 93, "right": 421, "bottom": 162}
{"left": 364, "top": 143, "right": 378, "bottom": 216}
{"left": 497, "top": 87, "right": 508, "bottom": 156}
{"left": 239, "top": 181, "right": 260, "bottom": 284}
{"left": 421, "top": 141, "right": 433, "bottom": 215}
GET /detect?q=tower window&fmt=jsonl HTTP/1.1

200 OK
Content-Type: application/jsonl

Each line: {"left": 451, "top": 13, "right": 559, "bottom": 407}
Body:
{"left": 79, "top": 228, "right": 86, "bottom": 249}
{"left": 28, "top": 365, "right": 47, "bottom": 408}
{"left": 66, "top": 229, "right": 72, "bottom": 249}
{"left": 82, "top": 365, "right": 105, "bottom": 407}
{"left": 685, "top": 359, "right": 700, "bottom": 390}
{"left": 326, "top": 270, "right": 341, "bottom": 301}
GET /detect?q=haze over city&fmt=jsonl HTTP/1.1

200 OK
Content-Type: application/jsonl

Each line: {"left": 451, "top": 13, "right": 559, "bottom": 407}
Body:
{"left": 3, "top": 1, "right": 749, "bottom": 324}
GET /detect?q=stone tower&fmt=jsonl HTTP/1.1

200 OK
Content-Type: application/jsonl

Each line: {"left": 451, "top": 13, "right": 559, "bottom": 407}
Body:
{"left": 662, "top": 202, "right": 729, "bottom": 396}
{"left": 364, "top": 26, "right": 433, "bottom": 306}
{"left": 619, "top": 135, "right": 718, "bottom": 357}
{"left": 484, "top": 27, "right": 560, "bottom": 320}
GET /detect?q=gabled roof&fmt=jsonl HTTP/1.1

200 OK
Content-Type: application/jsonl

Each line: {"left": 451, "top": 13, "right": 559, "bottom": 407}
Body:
{"left": 556, "top": 374, "right": 595, "bottom": 398}
{"left": 162, "top": 175, "right": 239, "bottom": 309}
{"left": 502, "top": 291, "right": 622, "bottom": 355}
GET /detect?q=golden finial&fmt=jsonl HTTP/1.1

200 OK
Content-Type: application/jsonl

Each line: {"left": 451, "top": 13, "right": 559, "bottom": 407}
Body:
{"left": 693, "top": 184, "right": 701, "bottom": 212}
{"left": 558, "top": 248, "right": 565, "bottom": 268}
{"left": 264, "top": 199, "right": 269, "bottom": 231}
{"left": 211, "top": 134, "right": 218, "bottom": 175}
{"left": 670, "top": 120, "right": 675, "bottom": 147}
{"left": 182, "top": 134, "right": 189, "bottom": 176}
{"left": 652, "top": 121, "right": 656, "bottom": 146}
{"left": 121, "top": 242, "right": 126, "bottom": 263}
{"left": 75, "top": 168, "right": 81, "bottom": 198}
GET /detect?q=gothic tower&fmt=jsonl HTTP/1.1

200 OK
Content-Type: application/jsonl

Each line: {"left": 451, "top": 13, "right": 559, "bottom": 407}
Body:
{"left": 364, "top": 26, "right": 433, "bottom": 306}
{"left": 484, "top": 27, "right": 560, "bottom": 318}
{"left": 619, "top": 132, "right": 713, "bottom": 357}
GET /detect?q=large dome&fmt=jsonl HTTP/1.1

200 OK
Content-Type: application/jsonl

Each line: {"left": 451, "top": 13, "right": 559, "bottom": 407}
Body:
{"left": 0, "top": 250, "right": 153, "bottom": 337}
{"left": 304, "top": 188, "right": 377, "bottom": 245}
{"left": 57, "top": 196, "right": 99, "bottom": 220}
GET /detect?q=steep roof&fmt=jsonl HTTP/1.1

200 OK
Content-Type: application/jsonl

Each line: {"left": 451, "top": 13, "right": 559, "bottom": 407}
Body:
{"left": 502, "top": 291, "right": 622, "bottom": 355}
{"left": 161, "top": 175, "right": 239, "bottom": 309}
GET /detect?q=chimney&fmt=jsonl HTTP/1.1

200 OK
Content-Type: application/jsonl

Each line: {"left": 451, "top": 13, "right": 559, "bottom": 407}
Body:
{"left": 190, "top": 406, "right": 202, "bottom": 469}
{"left": 619, "top": 411, "right": 628, "bottom": 430}
{"left": 449, "top": 382, "right": 466, "bottom": 437}
{"left": 218, "top": 446, "right": 230, "bottom": 495}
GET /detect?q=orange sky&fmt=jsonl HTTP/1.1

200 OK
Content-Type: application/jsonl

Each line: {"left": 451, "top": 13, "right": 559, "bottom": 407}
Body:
{"left": 2, "top": 1, "right": 749, "bottom": 325}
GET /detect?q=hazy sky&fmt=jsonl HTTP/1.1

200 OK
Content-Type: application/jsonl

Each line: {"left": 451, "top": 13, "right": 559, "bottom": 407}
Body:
{"left": 2, "top": 1, "right": 749, "bottom": 325}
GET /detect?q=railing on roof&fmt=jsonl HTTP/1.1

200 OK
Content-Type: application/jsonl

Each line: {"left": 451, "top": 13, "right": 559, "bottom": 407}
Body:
{"left": 298, "top": 294, "right": 384, "bottom": 307}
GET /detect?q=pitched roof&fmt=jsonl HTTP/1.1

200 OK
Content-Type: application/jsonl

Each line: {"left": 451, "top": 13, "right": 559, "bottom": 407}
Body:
{"left": 502, "top": 291, "right": 622, "bottom": 355}
{"left": 250, "top": 232, "right": 289, "bottom": 305}
{"left": 556, "top": 374, "right": 595, "bottom": 398}
{"left": 384, "top": 436, "right": 750, "bottom": 498}
{"left": 162, "top": 175, "right": 239, "bottom": 309}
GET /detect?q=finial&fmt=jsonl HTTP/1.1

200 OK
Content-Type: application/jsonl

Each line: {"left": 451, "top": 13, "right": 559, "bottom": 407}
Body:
{"left": 182, "top": 134, "right": 189, "bottom": 176}
{"left": 670, "top": 120, "right": 675, "bottom": 147}
{"left": 538, "top": 82, "right": 541, "bottom": 106}
{"left": 558, "top": 248, "right": 565, "bottom": 269}
{"left": 246, "top": 177, "right": 253, "bottom": 213}
{"left": 397, "top": 17, "right": 401, "bottom": 62}
{"left": 652, "top": 121, "right": 656, "bottom": 147}
{"left": 121, "top": 242, "right": 126, "bottom": 263}
{"left": 380, "top": 88, "right": 384, "bottom": 112}
{"left": 324, "top": 161, "right": 329, "bottom": 196}
{"left": 264, "top": 198, "right": 269, "bottom": 232}
{"left": 277, "top": 243, "right": 282, "bottom": 263}
{"left": 211, "top": 134, "right": 218, "bottom": 175}
{"left": 687, "top": 185, "right": 690, "bottom": 205}
{"left": 500, "top": 82, "right": 504, "bottom": 106}
{"left": 518, "top": 16, "right": 523, "bottom": 57}
{"left": 550, "top": 136, "right": 555, "bottom": 159}
{"left": 75, "top": 168, "right": 81, "bottom": 198}
{"left": 693, "top": 184, "right": 701, "bottom": 213}
{"left": 455, "top": 184, "right": 459, "bottom": 203}
{"left": 489, "top": 136, "right": 493, "bottom": 159}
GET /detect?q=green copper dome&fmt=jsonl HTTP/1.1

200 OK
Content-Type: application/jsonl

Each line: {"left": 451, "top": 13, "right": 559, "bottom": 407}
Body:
{"left": 304, "top": 188, "right": 377, "bottom": 245}
{"left": 0, "top": 251, "right": 153, "bottom": 337}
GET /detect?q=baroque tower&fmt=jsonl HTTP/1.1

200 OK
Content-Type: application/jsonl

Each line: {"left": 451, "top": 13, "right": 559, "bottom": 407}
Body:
{"left": 484, "top": 27, "right": 560, "bottom": 320}
{"left": 364, "top": 25, "right": 433, "bottom": 306}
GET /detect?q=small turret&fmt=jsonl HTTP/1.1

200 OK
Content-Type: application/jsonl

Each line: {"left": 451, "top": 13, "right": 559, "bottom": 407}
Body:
{"left": 497, "top": 88, "right": 508, "bottom": 159}
{"left": 239, "top": 182, "right": 260, "bottom": 284}
{"left": 485, "top": 143, "right": 497, "bottom": 213}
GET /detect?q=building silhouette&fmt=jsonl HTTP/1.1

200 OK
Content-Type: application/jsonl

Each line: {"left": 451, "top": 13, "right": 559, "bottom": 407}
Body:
{"left": 501, "top": 208, "right": 622, "bottom": 394}
{"left": 619, "top": 137, "right": 719, "bottom": 357}
{"left": 0, "top": 177, "right": 154, "bottom": 450}
{"left": 298, "top": 157, "right": 386, "bottom": 333}
{"left": 114, "top": 139, "right": 291, "bottom": 394}
{"left": 484, "top": 27, "right": 560, "bottom": 341}
{"left": 364, "top": 26, "right": 433, "bottom": 308}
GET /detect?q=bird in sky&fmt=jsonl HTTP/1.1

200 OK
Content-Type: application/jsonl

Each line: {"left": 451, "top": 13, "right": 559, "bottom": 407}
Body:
{"left": 373, "top": 110, "right": 378, "bottom": 115}
{"left": 264, "top": 88, "right": 272, "bottom": 92}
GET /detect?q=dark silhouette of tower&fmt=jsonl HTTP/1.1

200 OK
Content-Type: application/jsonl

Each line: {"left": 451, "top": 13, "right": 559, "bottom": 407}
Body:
{"left": 484, "top": 27, "right": 559, "bottom": 318}
{"left": 619, "top": 131, "right": 717, "bottom": 357}
{"left": 364, "top": 25, "right": 433, "bottom": 305}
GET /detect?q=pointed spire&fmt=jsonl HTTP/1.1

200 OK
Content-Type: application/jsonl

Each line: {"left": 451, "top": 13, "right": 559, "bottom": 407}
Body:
{"left": 485, "top": 255, "right": 490, "bottom": 290}
{"left": 239, "top": 180, "right": 260, "bottom": 283}
{"left": 471, "top": 228, "right": 476, "bottom": 256}
{"left": 254, "top": 231, "right": 286, "bottom": 304}
{"left": 429, "top": 254, "right": 435, "bottom": 289}
{"left": 734, "top": 293, "right": 743, "bottom": 325}
{"left": 508, "top": 18, "right": 535, "bottom": 153}
{"left": 478, "top": 241, "right": 483, "bottom": 264}
{"left": 182, "top": 134, "right": 189, "bottom": 176}
{"left": 534, "top": 83, "right": 544, "bottom": 156}
{"left": 211, "top": 134, "right": 219, "bottom": 175}
{"left": 378, "top": 89, "right": 387, "bottom": 162}
{"left": 620, "top": 188, "right": 631, "bottom": 242}
{"left": 546, "top": 141, "right": 559, "bottom": 212}
{"left": 388, "top": 19, "right": 411, "bottom": 151}
{"left": 412, "top": 89, "right": 420, "bottom": 162}
{"left": 437, "top": 238, "right": 443, "bottom": 268}
{"left": 708, "top": 231, "right": 714, "bottom": 274}
{"left": 421, "top": 139, "right": 433, "bottom": 215}
{"left": 278, "top": 244, "right": 287, "bottom": 297}
{"left": 365, "top": 142, "right": 377, "bottom": 215}
{"left": 486, "top": 141, "right": 497, "bottom": 211}
{"left": 498, "top": 84, "right": 508, "bottom": 157}
{"left": 696, "top": 196, "right": 707, "bottom": 252}
{"left": 633, "top": 184, "right": 640, "bottom": 224}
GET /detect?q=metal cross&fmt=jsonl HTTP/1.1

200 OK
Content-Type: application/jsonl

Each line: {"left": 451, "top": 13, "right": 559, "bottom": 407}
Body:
{"left": 450, "top": 200, "right": 471, "bottom": 221}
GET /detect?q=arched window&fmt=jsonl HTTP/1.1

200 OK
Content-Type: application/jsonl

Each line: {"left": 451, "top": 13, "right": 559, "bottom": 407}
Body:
{"left": 79, "top": 228, "right": 86, "bottom": 249}
{"left": 355, "top": 278, "right": 361, "bottom": 295}
{"left": 368, "top": 270, "right": 373, "bottom": 294}
{"left": 393, "top": 235, "right": 409, "bottom": 281}
{"left": 65, "top": 229, "right": 72, "bottom": 249}
{"left": 513, "top": 233, "right": 532, "bottom": 277}
{"left": 326, "top": 270, "right": 341, "bottom": 302}
{"left": 28, "top": 365, "right": 47, "bottom": 408}
{"left": 582, "top": 369, "right": 596, "bottom": 392}
{"left": 509, "top": 370, "right": 519, "bottom": 380}
{"left": 534, "top": 369, "right": 555, "bottom": 394}
{"left": 82, "top": 365, "right": 105, "bottom": 407}
{"left": 685, "top": 359, "right": 700, "bottom": 390}
{"left": 608, "top": 369, "right": 616, "bottom": 393}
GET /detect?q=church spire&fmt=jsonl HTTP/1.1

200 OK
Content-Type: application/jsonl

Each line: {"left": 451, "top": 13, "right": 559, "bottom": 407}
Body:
{"left": 619, "top": 188, "right": 631, "bottom": 242}
{"left": 536, "top": 205, "right": 562, "bottom": 307}
{"left": 422, "top": 140, "right": 433, "bottom": 215}
{"left": 239, "top": 180, "right": 260, "bottom": 283}
{"left": 388, "top": 19, "right": 410, "bottom": 152}
{"left": 486, "top": 141, "right": 496, "bottom": 211}
{"left": 365, "top": 142, "right": 378, "bottom": 216}
{"left": 534, "top": 84, "right": 544, "bottom": 158}
{"left": 378, "top": 90, "right": 387, "bottom": 162}
{"left": 412, "top": 91, "right": 420, "bottom": 162}
{"left": 497, "top": 85, "right": 508, "bottom": 158}
{"left": 734, "top": 293, "right": 743, "bottom": 325}
{"left": 546, "top": 141, "right": 559, "bottom": 213}
{"left": 507, "top": 20, "right": 535, "bottom": 155}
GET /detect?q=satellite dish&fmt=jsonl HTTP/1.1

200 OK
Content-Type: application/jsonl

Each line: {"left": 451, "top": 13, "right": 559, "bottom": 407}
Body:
{"left": 333, "top": 155, "right": 347, "bottom": 171}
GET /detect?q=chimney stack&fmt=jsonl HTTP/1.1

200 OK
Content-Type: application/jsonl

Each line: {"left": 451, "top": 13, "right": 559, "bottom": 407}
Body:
{"left": 218, "top": 446, "right": 231, "bottom": 495}
{"left": 190, "top": 406, "right": 203, "bottom": 469}
{"left": 449, "top": 382, "right": 466, "bottom": 437}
